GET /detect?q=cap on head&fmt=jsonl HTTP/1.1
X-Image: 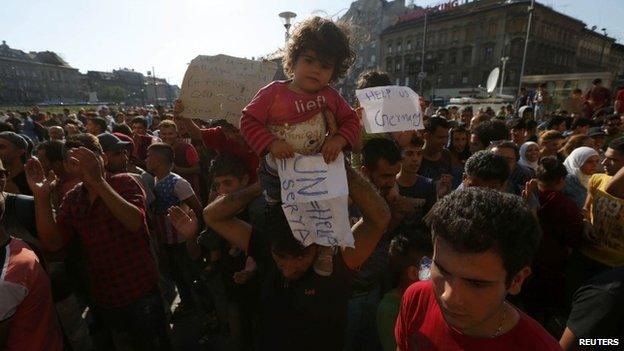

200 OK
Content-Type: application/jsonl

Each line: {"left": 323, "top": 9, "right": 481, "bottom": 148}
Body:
{"left": 97, "top": 133, "right": 130, "bottom": 153}
{"left": 0, "top": 131, "right": 28, "bottom": 150}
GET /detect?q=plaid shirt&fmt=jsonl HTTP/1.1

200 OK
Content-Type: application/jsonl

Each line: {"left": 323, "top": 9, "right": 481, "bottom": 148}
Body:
{"left": 57, "top": 173, "right": 159, "bottom": 308}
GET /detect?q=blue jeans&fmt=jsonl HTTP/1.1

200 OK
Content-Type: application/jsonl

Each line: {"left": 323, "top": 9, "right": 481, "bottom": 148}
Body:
{"left": 344, "top": 285, "right": 382, "bottom": 351}
{"left": 91, "top": 289, "right": 171, "bottom": 351}
{"left": 258, "top": 156, "right": 281, "bottom": 204}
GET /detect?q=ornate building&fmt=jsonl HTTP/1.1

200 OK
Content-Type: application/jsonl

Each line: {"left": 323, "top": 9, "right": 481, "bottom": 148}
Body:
{"left": 0, "top": 40, "right": 82, "bottom": 104}
{"left": 335, "top": 0, "right": 411, "bottom": 103}
{"left": 380, "top": 0, "right": 624, "bottom": 98}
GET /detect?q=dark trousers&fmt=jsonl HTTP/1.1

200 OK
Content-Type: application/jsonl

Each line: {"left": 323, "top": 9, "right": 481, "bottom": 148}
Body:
{"left": 91, "top": 289, "right": 171, "bottom": 351}
{"left": 163, "top": 242, "right": 197, "bottom": 306}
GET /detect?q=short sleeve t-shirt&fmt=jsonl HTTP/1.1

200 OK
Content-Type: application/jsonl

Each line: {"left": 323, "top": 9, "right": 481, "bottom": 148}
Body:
{"left": 418, "top": 149, "right": 453, "bottom": 181}
{"left": 395, "top": 281, "right": 561, "bottom": 351}
{"left": 153, "top": 173, "right": 195, "bottom": 244}
{"left": 248, "top": 226, "right": 354, "bottom": 351}
{"left": 200, "top": 127, "right": 259, "bottom": 183}
{"left": 583, "top": 174, "right": 624, "bottom": 267}
{"left": 0, "top": 238, "right": 64, "bottom": 351}
{"left": 567, "top": 267, "right": 624, "bottom": 341}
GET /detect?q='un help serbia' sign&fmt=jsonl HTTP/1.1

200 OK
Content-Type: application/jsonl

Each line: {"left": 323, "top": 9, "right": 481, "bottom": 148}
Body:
{"left": 355, "top": 85, "right": 423, "bottom": 133}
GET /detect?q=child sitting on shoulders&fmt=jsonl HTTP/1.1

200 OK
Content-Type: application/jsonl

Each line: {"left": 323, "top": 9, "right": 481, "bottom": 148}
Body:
{"left": 240, "top": 16, "right": 360, "bottom": 276}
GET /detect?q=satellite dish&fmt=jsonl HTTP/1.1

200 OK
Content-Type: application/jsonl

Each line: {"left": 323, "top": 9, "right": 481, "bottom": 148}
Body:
{"left": 486, "top": 68, "right": 500, "bottom": 94}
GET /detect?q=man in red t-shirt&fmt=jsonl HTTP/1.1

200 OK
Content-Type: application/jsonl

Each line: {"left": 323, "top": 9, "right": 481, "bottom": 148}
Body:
{"left": 0, "top": 234, "right": 63, "bottom": 351}
{"left": 173, "top": 100, "right": 259, "bottom": 183}
{"left": 584, "top": 78, "right": 612, "bottom": 117}
{"left": 395, "top": 188, "right": 561, "bottom": 351}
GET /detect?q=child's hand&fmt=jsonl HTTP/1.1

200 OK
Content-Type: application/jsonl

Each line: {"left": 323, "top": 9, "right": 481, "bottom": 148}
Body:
{"left": 321, "top": 134, "right": 347, "bottom": 164}
{"left": 269, "top": 139, "right": 295, "bottom": 159}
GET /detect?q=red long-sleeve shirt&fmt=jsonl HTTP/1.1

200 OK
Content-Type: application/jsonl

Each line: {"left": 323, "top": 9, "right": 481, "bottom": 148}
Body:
{"left": 240, "top": 80, "right": 360, "bottom": 155}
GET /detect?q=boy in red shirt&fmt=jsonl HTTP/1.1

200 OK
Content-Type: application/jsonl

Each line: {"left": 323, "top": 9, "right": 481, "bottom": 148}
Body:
{"left": 395, "top": 188, "right": 562, "bottom": 351}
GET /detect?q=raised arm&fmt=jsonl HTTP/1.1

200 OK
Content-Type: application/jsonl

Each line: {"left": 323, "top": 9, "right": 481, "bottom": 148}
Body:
{"left": 203, "top": 182, "right": 262, "bottom": 252}
{"left": 173, "top": 100, "right": 203, "bottom": 143}
{"left": 25, "top": 158, "right": 64, "bottom": 252}
{"left": 70, "top": 147, "right": 144, "bottom": 232}
{"left": 342, "top": 166, "right": 391, "bottom": 269}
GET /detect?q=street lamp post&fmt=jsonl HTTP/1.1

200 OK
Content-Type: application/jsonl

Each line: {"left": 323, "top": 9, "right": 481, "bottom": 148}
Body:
{"left": 418, "top": 11, "right": 428, "bottom": 96}
{"left": 517, "top": 0, "right": 535, "bottom": 96}
{"left": 599, "top": 28, "right": 608, "bottom": 70}
{"left": 279, "top": 11, "right": 297, "bottom": 45}
{"left": 500, "top": 56, "right": 509, "bottom": 95}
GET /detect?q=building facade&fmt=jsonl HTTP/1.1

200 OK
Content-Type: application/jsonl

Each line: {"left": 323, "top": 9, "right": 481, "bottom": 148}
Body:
{"left": 379, "top": 0, "right": 624, "bottom": 99}
{"left": 335, "top": 0, "right": 411, "bottom": 103}
{"left": 0, "top": 41, "right": 83, "bottom": 104}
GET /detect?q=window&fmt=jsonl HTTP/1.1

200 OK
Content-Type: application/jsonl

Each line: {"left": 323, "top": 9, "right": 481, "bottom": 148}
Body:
{"left": 397, "top": 41, "right": 402, "bottom": 52}
{"left": 510, "top": 39, "right": 523, "bottom": 57}
{"left": 449, "top": 74, "right": 455, "bottom": 85}
{"left": 405, "top": 77, "right": 410, "bottom": 87}
{"left": 463, "top": 47, "right": 472, "bottom": 64}
{"left": 387, "top": 58, "right": 393, "bottom": 72}
{"left": 396, "top": 62, "right": 401, "bottom": 72}
{"left": 483, "top": 44, "right": 494, "bottom": 61}
{"left": 449, "top": 50, "right": 457, "bottom": 64}
{"left": 462, "top": 72, "right": 469, "bottom": 84}
{"left": 487, "top": 22, "right": 497, "bottom": 38}
{"left": 466, "top": 27, "right": 475, "bottom": 41}
{"left": 387, "top": 41, "right": 393, "bottom": 54}
{"left": 509, "top": 18, "right": 525, "bottom": 33}
{"left": 406, "top": 40, "right": 412, "bottom": 50}
{"left": 371, "top": 54, "right": 376, "bottom": 65}
{"left": 396, "top": 77, "right": 401, "bottom": 85}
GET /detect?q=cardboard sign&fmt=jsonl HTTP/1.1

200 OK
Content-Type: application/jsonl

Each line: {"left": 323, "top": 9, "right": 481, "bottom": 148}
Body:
{"left": 276, "top": 152, "right": 348, "bottom": 203}
{"left": 179, "top": 54, "right": 277, "bottom": 125}
{"left": 282, "top": 195, "right": 354, "bottom": 248}
{"left": 355, "top": 85, "right": 423, "bottom": 133}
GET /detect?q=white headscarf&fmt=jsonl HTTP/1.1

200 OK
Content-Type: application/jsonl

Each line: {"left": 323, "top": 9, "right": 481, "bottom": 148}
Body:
{"left": 518, "top": 142, "right": 539, "bottom": 171}
{"left": 563, "top": 146, "right": 599, "bottom": 189}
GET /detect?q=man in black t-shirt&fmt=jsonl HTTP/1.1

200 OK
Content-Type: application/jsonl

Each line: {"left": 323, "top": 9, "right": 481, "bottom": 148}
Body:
{"left": 419, "top": 117, "right": 453, "bottom": 184}
{"left": 203, "top": 166, "right": 390, "bottom": 351}
{"left": 560, "top": 267, "right": 624, "bottom": 350}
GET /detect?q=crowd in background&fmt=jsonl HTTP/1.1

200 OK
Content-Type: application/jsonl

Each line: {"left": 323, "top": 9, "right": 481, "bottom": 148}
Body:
{"left": 0, "top": 17, "right": 623, "bottom": 351}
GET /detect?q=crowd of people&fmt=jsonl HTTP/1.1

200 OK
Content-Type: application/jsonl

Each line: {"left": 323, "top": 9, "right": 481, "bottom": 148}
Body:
{"left": 1, "top": 16, "right": 623, "bottom": 351}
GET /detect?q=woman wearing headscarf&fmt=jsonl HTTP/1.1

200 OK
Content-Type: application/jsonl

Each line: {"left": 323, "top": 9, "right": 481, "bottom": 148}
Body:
{"left": 518, "top": 141, "right": 540, "bottom": 172}
{"left": 562, "top": 146, "right": 601, "bottom": 209}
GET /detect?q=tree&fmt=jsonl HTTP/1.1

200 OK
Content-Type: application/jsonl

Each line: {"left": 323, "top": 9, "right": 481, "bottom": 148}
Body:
{"left": 100, "top": 85, "right": 126, "bottom": 103}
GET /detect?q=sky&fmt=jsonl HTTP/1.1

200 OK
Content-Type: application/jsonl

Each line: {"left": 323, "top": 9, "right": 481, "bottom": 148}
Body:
{"left": 2, "top": 0, "right": 624, "bottom": 86}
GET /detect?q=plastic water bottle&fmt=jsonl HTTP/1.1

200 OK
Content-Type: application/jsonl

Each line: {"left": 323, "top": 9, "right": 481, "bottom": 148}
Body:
{"left": 419, "top": 256, "right": 432, "bottom": 281}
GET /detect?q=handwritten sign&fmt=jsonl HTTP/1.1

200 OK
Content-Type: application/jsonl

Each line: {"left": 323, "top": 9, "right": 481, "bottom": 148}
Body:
{"left": 179, "top": 54, "right": 277, "bottom": 125}
{"left": 282, "top": 195, "right": 354, "bottom": 248}
{"left": 355, "top": 85, "right": 423, "bottom": 134}
{"left": 276, "top": 152, "right": 348, "bottom": 203}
